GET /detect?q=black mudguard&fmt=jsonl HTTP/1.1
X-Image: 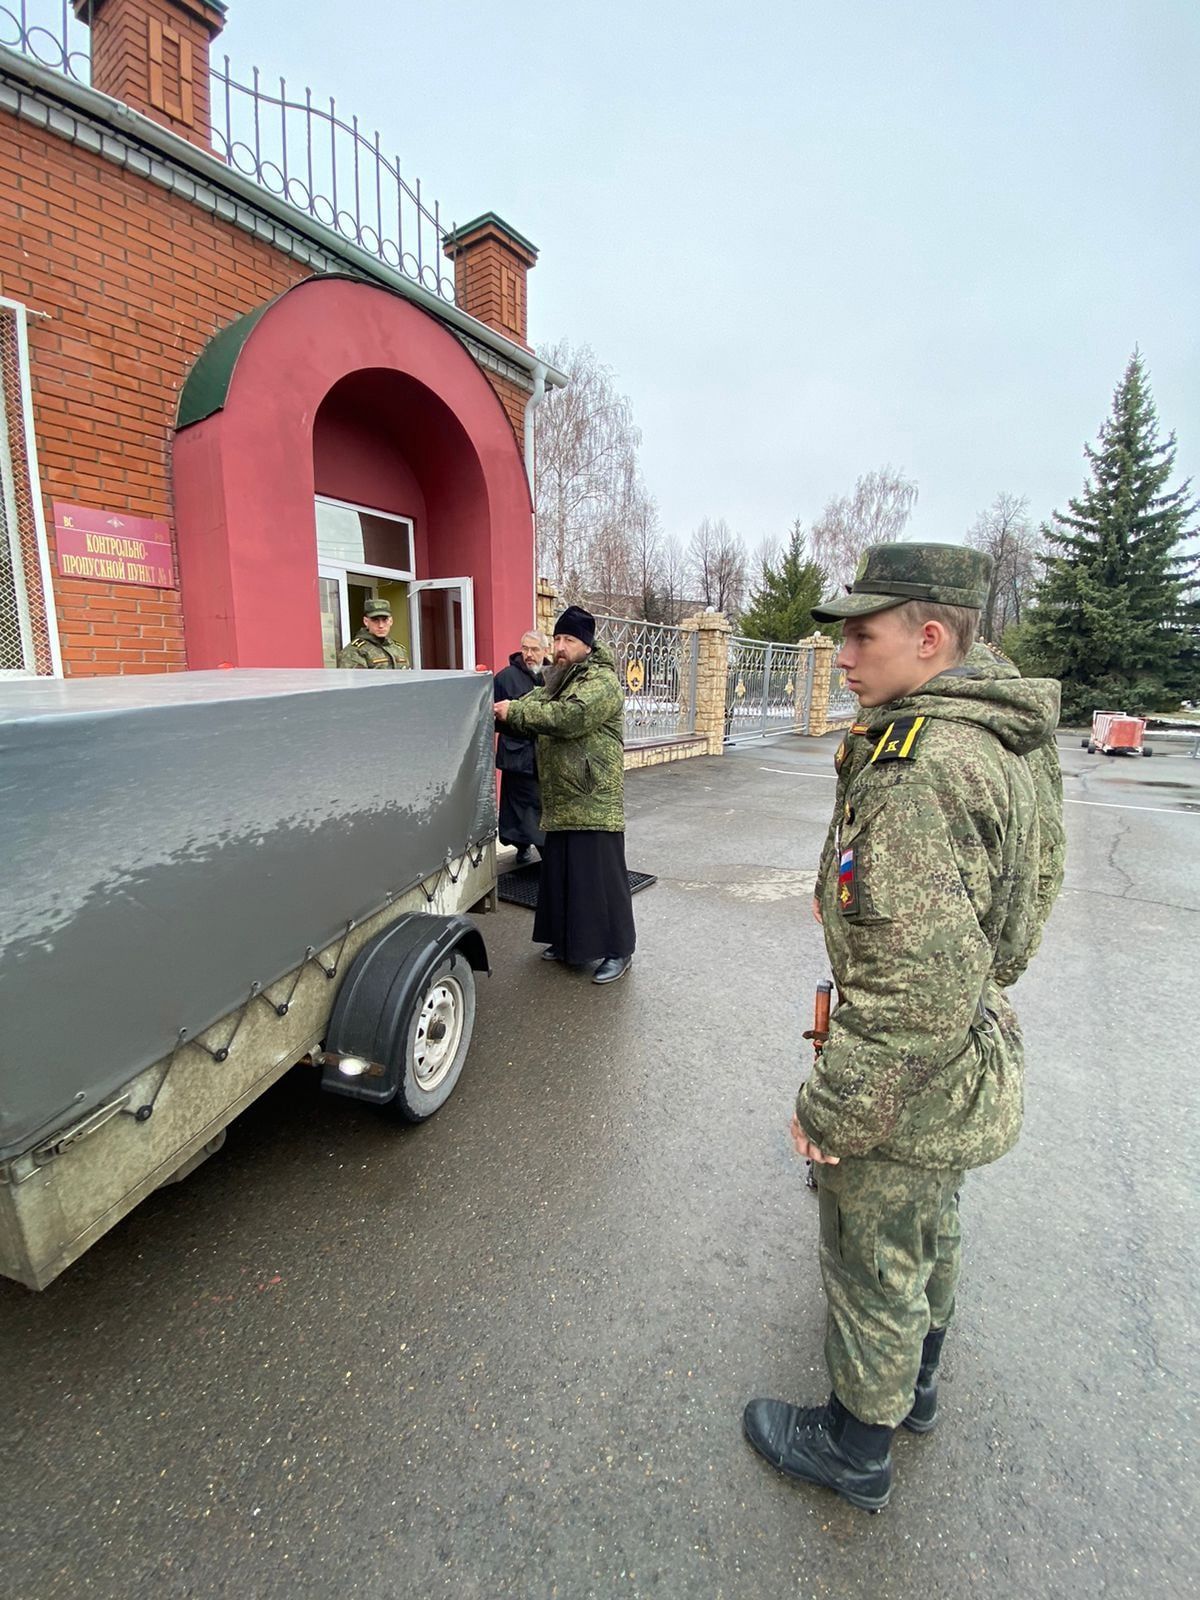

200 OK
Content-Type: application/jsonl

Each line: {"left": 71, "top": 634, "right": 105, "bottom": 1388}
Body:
{"left": 320, "top": 914, "right": 489, "bottom": 1105}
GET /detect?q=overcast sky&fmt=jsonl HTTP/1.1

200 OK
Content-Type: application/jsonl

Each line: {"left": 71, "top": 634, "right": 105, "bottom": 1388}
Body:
{"left": 221, "top": 0, "right": 1199, "bottom": 550}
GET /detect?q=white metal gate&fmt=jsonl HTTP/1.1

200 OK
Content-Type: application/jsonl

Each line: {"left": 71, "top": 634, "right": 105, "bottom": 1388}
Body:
{"left": 593, "top": 614, "right": 699, "bottom": 747}
{"left": 724, "top": 637, "right": 816, "bottom": 744}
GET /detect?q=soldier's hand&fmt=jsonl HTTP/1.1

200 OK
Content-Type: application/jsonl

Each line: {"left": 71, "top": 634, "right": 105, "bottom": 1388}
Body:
{"left": 791, "top": 1113, "right": 838, "bottom": 1165}
{"left": 494, "top": 700, "right": 510, "bottom": 722}
{"left": 811, "top": 895, "right": 823, "bottom": 924}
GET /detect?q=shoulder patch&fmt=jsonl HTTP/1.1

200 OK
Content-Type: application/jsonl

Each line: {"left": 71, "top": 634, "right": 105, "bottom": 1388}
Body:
{"left": 851, "top": 722, "right": 871, "bottom": 735}
{"left": 837, "top": 846, "right": 859, "bottom": 915}
{"left": 868, "top": 714, "right": 929, "bottom": 765}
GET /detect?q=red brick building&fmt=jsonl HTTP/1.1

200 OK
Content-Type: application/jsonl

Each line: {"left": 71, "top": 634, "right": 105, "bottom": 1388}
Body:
{"left": 0, "top": 0, "right": 559, "bottom": 677}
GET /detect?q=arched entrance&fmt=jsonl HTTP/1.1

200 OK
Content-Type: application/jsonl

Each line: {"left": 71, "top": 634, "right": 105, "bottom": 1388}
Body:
{"left": 172, "top": 276, "right": 533, "bottom": 669}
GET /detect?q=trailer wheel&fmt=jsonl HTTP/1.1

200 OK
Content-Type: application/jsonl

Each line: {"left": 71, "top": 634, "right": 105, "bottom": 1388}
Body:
{"left": 1142, "top": 747, "right": 1153, "bottom": 757}
{"left": 388, "top": 952, "right": 476, "bottom": 1123}
{"left": 1087, "top": 743, "right": 1097, "bottom": 754}
{"left": 1080, "top": 737, "right": 1090, "bottom": 748}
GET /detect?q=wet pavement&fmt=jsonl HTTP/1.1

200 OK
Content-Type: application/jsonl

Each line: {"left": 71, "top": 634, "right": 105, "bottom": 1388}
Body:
{"left": 2, "top": 733, "right": 1197, "bottom": 1598}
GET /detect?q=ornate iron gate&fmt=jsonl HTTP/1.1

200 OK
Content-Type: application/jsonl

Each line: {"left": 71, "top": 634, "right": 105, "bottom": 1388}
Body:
{"left": 724, "top": 637, "right": 816, "bottom": 744}
{"left": 593, "top": 615, "right": 699, "bottom": 747}
{"left": 826, "top": 669, "right": 858, "bottom": 723}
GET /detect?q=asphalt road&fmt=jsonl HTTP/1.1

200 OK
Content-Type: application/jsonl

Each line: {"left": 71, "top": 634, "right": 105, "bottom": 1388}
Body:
{"left": 2, "top": 732, "right": 1197, "bottom": 1599}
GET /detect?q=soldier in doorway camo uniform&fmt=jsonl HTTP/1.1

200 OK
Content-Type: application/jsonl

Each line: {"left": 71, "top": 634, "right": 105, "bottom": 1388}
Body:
{"left": 743, "top": 543, "right": 1062, "bottom": 1513}
{"left": 336, "top": 598, "right": 410, "bottom": 670}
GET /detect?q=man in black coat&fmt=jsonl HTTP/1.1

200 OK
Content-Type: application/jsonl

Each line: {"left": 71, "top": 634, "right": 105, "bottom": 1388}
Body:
{"left": 494, "top": 631, "right": 550, "bottom": 864}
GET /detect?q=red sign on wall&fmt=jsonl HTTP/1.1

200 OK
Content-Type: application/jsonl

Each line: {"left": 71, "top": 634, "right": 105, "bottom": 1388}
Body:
{"left": 53, "top": 502, "right": 177, "bottom": 589}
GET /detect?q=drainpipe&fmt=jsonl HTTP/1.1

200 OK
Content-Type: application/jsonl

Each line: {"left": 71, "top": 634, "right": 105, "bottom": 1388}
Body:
{"left": 524, "top": 359, "right": 548, "bottom": 628}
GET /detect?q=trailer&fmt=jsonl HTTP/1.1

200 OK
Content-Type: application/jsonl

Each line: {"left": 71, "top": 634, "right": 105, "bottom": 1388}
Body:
{"left": 1081, "top": 710, "right": 1153, "bottom": 756}
{"left": 0, "top": 669, "right": 497, "bottom": 1290}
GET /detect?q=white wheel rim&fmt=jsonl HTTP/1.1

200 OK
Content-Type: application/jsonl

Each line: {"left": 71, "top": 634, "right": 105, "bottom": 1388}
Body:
{"left": 412, "top": 976, "right": 465, "bottom": 1092}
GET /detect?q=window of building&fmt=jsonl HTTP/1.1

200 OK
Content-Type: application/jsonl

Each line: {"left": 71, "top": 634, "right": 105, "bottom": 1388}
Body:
{"left": 316, "top": 497, "right": 416, "bottom": 667}
{"left": 314, "top": 496, "right": 475, "bottom": 670}
{"left": 0, "top": 299, "right": 61, "bottom": 677}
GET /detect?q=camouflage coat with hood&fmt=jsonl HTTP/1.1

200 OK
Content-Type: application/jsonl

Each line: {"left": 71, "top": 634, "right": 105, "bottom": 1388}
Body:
{"left": 502, "top": 641, "right": 626, "bottom": 832}
{"left": 800, "top": 667, "right": 1061, "bottom": 1172}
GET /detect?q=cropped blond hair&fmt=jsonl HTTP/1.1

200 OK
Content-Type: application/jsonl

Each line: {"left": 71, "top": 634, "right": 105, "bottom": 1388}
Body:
{"left": 893, "top": 600, "right": 978, "bottom": 663}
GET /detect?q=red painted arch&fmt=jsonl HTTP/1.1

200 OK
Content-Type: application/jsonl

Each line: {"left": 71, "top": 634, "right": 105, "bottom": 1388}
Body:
{"left": 172, "top": 277, "right": 533, "bottom": 668}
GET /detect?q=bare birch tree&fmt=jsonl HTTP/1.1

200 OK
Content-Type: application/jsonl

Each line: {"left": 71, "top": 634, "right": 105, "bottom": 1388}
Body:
{"left": 628, "top": 490, "right": 664, "bottom": 620}
{"left": 659, "top": 533, "right": 687, "bottom": 623}
{"left": 687, "top": 517, "right": 748, "bottom": 615}
{"left": 810, "top": 468, "right": 919, "bottom": 591}
{"left": 965, "top": 492, "right": 1042, "bottom": 641}
{"left": 533, "top": 340, "right": 644, "bottom": 604}
{"left": 587, "top": 451, "right": 643, "bottom": 613}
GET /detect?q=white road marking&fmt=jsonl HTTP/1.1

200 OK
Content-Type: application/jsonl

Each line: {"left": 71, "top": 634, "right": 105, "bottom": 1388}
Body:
{"left": 1064, "top": 798, "right": 1197, "bottom": 816}
{"left": 759, "top": 767, "right": 836, "bottom": 780}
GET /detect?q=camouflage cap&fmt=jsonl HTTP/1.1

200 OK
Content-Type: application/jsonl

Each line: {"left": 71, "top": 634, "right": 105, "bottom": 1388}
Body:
{"left": 812, "top": 542, "right": 994, "bottom": 621}
{"left": 363, "top": 598, "right": 392, "bottom": 618}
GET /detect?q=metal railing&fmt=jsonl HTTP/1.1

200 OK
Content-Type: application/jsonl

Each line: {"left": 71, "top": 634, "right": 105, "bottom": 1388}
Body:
{"left": 725, "top": 637, "right": 816, "bottom": 744}
{"left": 211, "top": 59, "right": 456, "bottom": 302}
{"left": 594, "top": 615, "right": 699, "bottom": 747}
{"left": 1, "top": 4, "right": 457, "bottom": 302}
{"left": 1, "top": 2, "right": 90, "bottom": 80}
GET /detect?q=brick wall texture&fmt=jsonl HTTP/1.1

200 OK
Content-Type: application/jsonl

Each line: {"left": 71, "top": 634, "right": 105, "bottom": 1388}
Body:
{"left": 0, "top": 107, "right": 529, "bottom": 676}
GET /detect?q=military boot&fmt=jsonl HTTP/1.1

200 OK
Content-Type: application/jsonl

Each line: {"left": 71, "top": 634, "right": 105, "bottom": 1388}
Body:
{"left": 742, "top": 1392, "right": 893, "bottom": 1512}
{"left": 902, "top": 1325, "right": 948, "bottom": 1434}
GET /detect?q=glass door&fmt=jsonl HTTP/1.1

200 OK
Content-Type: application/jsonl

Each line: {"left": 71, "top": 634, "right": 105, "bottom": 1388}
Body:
{"left": 408, "top": 579, "right": 475, "bottom": 671}
{"left": 318, "top": 565, "right": 351, "bottom": 667}
{"left": 319, "top": 565, "right": 413, "bottom": 666}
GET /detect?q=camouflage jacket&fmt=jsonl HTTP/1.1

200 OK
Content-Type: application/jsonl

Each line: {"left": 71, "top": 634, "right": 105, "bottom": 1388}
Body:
{"left": 502, "top": 642, "right": 626, "bottom": 832}
{"left": 337, "top": 633, "right": 410, "bottom": 670}
{"left": 815, "top": 647, "right": 1065, "bottom": 979}
{"left": 962, "top": 642, "right": 1065, "bottom": 973}
{"left": 799, "top": 669, "right": 1061, "bottom": 1170}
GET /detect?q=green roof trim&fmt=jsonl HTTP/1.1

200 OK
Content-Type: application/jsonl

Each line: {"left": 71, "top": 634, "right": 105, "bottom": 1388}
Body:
{"left": 175, "top": 294, "right": 283, "bottom": 430}
{"left": 442, "top": 212, "right": 539, "bottom": 259}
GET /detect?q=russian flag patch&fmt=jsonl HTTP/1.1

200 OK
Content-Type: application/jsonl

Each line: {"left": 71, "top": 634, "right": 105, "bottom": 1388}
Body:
{"left": 837, "top": 846, "right": 859, "bottom": 916}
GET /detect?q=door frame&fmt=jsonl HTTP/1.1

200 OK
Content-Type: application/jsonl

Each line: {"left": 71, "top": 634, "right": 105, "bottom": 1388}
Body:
{"left": 408, "top": 577, "right": 475, "bottom": 671}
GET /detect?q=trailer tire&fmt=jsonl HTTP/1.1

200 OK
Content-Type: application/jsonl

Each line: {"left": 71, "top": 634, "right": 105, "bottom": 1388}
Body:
{"left": 1087, "top": 743, "right": 1097, "bottom": 754}
{"left": 1081, "top": 737, "right": 1090, "bottom": 748}
{"left": 387, "top": 952, "right": 476, "bottom": 1123}
{"left": 1142, "top": 747, "right": 1153, "bottom": 757}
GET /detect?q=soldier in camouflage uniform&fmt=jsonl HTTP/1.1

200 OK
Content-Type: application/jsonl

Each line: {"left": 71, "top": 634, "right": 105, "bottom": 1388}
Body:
{"left": 744, "top": 543, "right": 1062, "bottom": 1512}
{"left": 496, "top": 605, "right": 635, "bottom": 984}
{"left": 336, "top": 598, "right": 410, "bottom": 669}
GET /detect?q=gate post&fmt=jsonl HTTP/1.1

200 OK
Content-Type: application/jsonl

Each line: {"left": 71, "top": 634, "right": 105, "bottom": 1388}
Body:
{"left": 809, "top": 634, "right": 836, "bottom": 736}
{"left": 799, "top": 642, "right": 816, "bottom": 733}
{"left": 680, "top": 611, "right": 732, "bottom": 755}
{"left": 535, "top": 576, "right": 559, "bottom": 640}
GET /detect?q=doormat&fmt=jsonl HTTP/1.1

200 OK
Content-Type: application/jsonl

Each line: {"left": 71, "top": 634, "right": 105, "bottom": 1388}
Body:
{"left": 496, "top": 862, "right": 658, "bottom": 909}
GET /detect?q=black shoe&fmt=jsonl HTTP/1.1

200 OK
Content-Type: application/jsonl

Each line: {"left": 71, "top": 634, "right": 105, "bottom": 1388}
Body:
{"left": 541, "top": 947, "right": 563, "bottom": 962}
{"left": 902, "top": 1325, "right": 947, "bottom": 1434}
{"left": 593, "top": 954, "right": 632, "bottom": 985}
{"left": 514, "top": 846, "right": 533, "bottom": 865}
{"left": 742, "top": 1393, "right": 893, "bottom": 1512}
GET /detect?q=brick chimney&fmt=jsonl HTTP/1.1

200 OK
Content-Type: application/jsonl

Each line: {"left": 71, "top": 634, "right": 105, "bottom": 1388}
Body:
{"left": 443, "top": 213, "right": 538, "bottom": 348}
{"left": 74, "top": 0, "right": 227, "bottom": 150}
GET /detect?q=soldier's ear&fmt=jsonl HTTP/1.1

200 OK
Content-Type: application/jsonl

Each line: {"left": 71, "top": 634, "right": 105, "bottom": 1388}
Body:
{"left": 917, "top": 620, "right": 948, "bottom": 659}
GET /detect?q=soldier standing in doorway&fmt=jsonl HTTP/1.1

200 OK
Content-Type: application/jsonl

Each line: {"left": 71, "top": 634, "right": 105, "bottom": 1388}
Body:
{"left": 743, "top": 543, "right": 1062, "bottom": 1512}
{"left": 336, "top": 598, "right": 410, "bottom": 669}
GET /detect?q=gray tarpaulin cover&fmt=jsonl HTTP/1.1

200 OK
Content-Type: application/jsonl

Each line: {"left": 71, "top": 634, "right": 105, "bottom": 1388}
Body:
{"left": 0, "top": 670, "right": 496, "bottom": 1162}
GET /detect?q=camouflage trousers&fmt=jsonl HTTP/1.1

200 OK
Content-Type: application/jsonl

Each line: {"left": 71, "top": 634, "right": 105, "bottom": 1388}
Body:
{"left": 817, "top": 1154, "right": 964, "bottom": 1427}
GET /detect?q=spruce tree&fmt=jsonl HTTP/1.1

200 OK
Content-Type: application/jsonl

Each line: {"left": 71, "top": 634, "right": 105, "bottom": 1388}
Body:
{"left": 1024, "top": 352, "right": 1198, "bottom": 719}
{"left": 738, "top": 521, "right": 829, "bottom": 642}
